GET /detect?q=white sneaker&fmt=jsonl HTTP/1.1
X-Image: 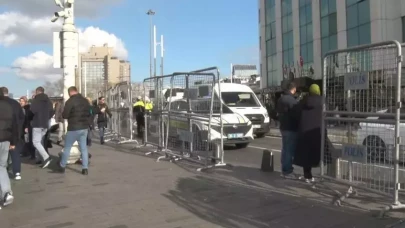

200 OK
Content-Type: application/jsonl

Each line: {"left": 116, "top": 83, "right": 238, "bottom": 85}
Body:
{"left": 299, "top": 176, "right": 315, "bottom": 183}
{"left": 15, "top": 173, "right": 21, "bottom": 180}
{"left": 3, "top": 192, "right": 14, "bottom": 206}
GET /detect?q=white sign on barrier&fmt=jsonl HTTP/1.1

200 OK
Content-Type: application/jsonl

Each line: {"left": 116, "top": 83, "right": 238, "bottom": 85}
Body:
{"left": 344, "top": 71, "right": 369, "bottom": 91}
{"left": 341, "top": 144, "right": 367, "bottom": 163}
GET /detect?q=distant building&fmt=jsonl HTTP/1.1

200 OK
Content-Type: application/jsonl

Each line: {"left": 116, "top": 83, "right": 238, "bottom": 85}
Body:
{"left": 231, "top": 64, "right": 258, "bottom": 80}
{"left": 77, "top": 44, "right": 131, "bottom": 99}
{"left": 259, "top": 0, "right": 405, "bottom": 88}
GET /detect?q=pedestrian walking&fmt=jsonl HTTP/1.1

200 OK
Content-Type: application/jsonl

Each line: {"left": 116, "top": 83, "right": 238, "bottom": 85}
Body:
{"left": 0, "top": 87, "right": 24, "bottom": 180}
{"left": 20, "top": 96, "right": 35, "bottom": 159}
{"left": 133, "top": 96, "right": 145, "bottom": 137}
{"left": 29, "top": 87, "right": 54, "bottom": 168}
{"left": 84, "top": 97, "right": 95, "bottom": 147}
{"left": 277, "top": 81, "right": 299, "bottom": 179}
{"left": 0, "top": 89, "right": 18, "bottom": 207}
{"left": 95, "top": 96, "right": 111, "bottom": 144}
{"left": 294, "top": 84, "right": 324, "bottom": 183}
{"left": 54, "top": 100, "right": 64, "bottom": 145}
{"left": 59, "top": 87, "right": 91, "bottom": 175}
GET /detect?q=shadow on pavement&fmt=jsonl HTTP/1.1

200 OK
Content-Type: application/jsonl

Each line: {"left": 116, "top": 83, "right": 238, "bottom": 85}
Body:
{"left": 163, "top": 174, "right": 403, "bottom": 228}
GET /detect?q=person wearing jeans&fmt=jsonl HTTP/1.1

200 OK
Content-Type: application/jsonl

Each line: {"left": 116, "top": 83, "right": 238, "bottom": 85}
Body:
{"left": 59, "top": 86, "right": 91, "bottom": 175}
{"left": 0, "top": 89, "right": 19, "bottom": 207}
{"left": 1, "top": 87, "right": 24, "bottom": 180}
{"left": 29, "top": 87, "right": 54, "bottom": 169}
{"left": 95, "top": 96, "right": 111, "bottom": 144}
{"left": 276, "top": 81, "right": 299, "bottom": 178}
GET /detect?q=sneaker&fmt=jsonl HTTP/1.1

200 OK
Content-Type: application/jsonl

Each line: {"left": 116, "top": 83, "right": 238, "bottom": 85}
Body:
{"left": 82, "top": 169, "right": 88, "bottom": 175}
{"left": 3, "top": 192, "right": 14, "bottom": 206}
{"left": 298, "top": 176, "right": 315, "bottom": 183}
{"left": 281, "top": 172, "right": 297, "bottom": 179}
{"left": 15, "top": 173, "right": 21, "bottom": 181}
{"left": 35, "top": 160, "right": 42, "bottom": 165}
{"left": 40, "top": 157, "right": 52, "bottom": 169}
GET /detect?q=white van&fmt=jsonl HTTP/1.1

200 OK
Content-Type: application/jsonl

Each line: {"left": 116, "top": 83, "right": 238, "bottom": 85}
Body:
{"left": 213, "top": 83, "right": 270, "bottom": 138}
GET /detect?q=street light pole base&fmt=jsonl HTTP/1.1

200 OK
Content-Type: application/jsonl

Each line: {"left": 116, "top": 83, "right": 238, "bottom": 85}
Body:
{"left": 58, "top": 143, "right": 81, "bottom": 165}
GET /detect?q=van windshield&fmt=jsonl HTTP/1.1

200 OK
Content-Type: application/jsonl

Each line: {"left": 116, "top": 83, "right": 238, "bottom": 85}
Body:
{"left": 221, "top": 92, "right": 260, "bottom": 107}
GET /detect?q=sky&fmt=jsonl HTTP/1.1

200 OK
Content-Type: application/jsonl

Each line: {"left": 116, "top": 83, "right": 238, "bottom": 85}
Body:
{"left": 0, "top": 0, "right": 259, "bottom": 97}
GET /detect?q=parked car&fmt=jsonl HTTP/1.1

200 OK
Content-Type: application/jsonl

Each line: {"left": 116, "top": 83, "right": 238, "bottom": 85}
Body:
{"left": 356, "top": 107, "right": 405, "bottom": 162}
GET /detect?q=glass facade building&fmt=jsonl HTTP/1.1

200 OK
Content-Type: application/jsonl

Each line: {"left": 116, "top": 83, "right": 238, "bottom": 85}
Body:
{"left": 259, "top": 0, "right": 405, "bottom": 88}
{"left": 81, "top": 61, "right": 105, "bottom": 99}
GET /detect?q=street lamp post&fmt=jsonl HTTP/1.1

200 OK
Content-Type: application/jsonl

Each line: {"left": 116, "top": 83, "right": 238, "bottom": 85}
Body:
{"left": 147, "top": 9, "right": 155, "bottom": 78}
{"left": 52, "top": 0, "right": 81, "bottom": 164}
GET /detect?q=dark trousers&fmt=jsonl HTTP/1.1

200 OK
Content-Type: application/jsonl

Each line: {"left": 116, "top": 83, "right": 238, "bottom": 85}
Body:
{"left": 9, "top": 140, "right": 22, "bottom": 174}
{"left": 136, "top": 113, "right": 145, "bottom": 136}
{"left": 303, "top": 166, "right": 312, "bottom": 179}
{"left": 44, "top": 130, "right": 51, "bottom": 153}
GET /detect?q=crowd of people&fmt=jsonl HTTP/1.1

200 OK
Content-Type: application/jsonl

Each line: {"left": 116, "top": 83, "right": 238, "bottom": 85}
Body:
{"left": 0, "top": 86, "right": 112, "bottom": 209}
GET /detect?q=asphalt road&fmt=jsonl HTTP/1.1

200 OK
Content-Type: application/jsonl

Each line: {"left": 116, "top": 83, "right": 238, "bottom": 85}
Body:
{"left": 224, "top": 135, "right": 405, "bottom": 197}
{"left": 223, "top": 135, "right": 289, "bottom": 173}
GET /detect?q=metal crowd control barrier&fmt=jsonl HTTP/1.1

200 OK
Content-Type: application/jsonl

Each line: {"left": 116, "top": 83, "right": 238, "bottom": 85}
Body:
{"left": 140, "top": 67, "right": 228, "bottom": 171}
{"left": 103, "top": 81, "right": 139, "bottom": 145}
{"left": 319, "top": 40, "right": 404, "bottom": 217}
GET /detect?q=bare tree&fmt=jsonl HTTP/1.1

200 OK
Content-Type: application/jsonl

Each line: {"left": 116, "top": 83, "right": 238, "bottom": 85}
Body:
{"left": 42, "top": 77, "right": 64, "bottom": 96}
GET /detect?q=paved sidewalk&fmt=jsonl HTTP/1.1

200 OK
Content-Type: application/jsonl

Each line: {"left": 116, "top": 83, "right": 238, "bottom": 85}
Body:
{"left": 1, "top": 143, "right": 404, "bottom": 228}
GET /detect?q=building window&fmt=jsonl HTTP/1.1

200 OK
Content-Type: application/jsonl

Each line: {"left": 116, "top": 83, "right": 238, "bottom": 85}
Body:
{"left": 81, "top": 61, "right": 105, "bottom": 99}
{"left": 265, "top": 0, "right": 278, "bottom": 86}
{"left": 299, "top": 0, "right": 313, "bottom": 69}
{"left": 346, "top": 0, "right": 370, "bottom": 47}
{"left": 282, "top": 0, "right": 293, "bottom": 69}
{"left": 320, "top": 0, "right": 337, "bottom": 58}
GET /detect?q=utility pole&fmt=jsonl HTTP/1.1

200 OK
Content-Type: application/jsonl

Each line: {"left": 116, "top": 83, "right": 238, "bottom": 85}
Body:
{"left": 160, "top": 35, "right": 164, "bottom": 76}
{"left": 147, "top": 9, "right": 155, "bottom": 78}
{"left": 52, "top": 0, "right": 80, "bottom": 164}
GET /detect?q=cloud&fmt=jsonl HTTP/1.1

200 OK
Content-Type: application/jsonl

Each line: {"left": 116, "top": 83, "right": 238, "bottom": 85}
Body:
{"left": 11, "top": 51, "right": 62, "bottom": 82}
{"left": 0, "top": 12, "right": 127, "bottom": 59}
{"left": 0, "top": 0, "right": 123, "bottom": 18}
{"left": 0, "top": 11, "right": 128, "bottom": 81}
{"left": 78, "top": 27, "right": 127, "bottom": 59}
{"left": 0, "top": 12, "right": 61, "bottom": 46}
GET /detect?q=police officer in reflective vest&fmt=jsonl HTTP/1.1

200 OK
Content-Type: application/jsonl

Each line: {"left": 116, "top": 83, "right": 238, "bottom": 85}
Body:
{"left": 145, "top": 98, "right": 153, "bottom": 112}
{"left": 133, "top": 96, "right": 145, "bottom": 137}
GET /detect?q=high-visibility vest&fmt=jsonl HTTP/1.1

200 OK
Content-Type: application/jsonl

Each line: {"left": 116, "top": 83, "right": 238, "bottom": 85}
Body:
{"left": 145, "top": 102, "right": 153, "bottom": 111}
{"left": 133, "top": 101, "right": 145, "bottom": 107}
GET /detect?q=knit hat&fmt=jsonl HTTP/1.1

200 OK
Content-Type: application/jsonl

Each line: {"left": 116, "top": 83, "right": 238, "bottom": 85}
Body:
{"left": 309, "top": 84, "right": 320, "bottom": 95}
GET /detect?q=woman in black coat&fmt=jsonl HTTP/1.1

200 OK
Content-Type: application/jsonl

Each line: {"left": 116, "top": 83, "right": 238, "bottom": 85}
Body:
{"left": 294, "top": 84, "right": 324, "bottom": 182}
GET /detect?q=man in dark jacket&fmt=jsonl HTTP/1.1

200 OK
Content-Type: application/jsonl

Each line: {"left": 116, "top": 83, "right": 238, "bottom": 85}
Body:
{"left": 95, "top": 96, "right": 112, "bottom": 144}
{"left": 59, "top": 86, "right": 91, "bottom": 175}
{"left": 0, "top": 87, "right": 24, "bottom": 180}
{"left": 0, "top": 89, "right": 18, "bottom": 207}
{"left": 29, "top": 87, "right": 54, "bottom": 169}
{"left": 277, "top": 81, "right": 299, "bottom": 178}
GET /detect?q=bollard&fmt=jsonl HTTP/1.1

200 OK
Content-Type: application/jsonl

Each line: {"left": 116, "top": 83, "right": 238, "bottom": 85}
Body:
{"left": 261, "top": 149, "right": 274, "bottom": 172}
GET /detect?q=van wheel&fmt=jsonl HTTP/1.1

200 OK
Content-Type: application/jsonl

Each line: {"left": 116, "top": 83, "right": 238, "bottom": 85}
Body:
{"left": 235, "top": 143, "right": 249, "bottom": 149}
{"left": 362, "top": 136, "right": 386, "bottom": 162}
{"left": 256, "top": 133, "right": 266, "bottom": 138}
